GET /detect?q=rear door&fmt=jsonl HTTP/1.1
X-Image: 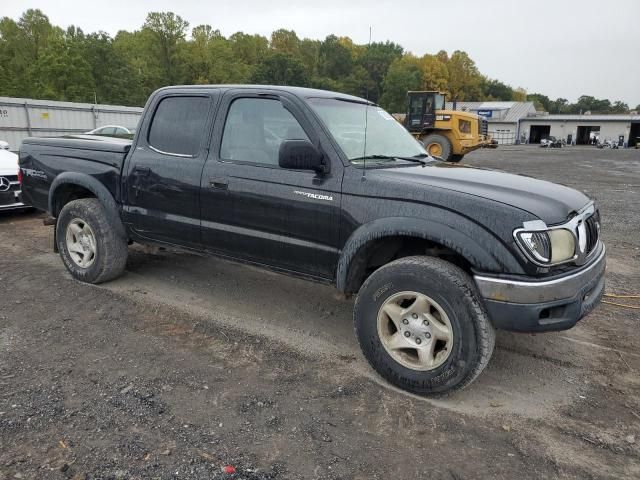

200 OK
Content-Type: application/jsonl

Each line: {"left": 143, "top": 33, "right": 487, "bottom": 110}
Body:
{"left": 122, "top": 91, "right": 217, "bottom": 248}
{"left": 200, "top": 89, "right": 343, "bottom": 279}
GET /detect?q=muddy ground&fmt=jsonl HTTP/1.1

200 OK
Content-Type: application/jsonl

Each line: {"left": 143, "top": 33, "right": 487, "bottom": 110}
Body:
{"left": 1, "top": 146, "right": 639, "bottom": 479}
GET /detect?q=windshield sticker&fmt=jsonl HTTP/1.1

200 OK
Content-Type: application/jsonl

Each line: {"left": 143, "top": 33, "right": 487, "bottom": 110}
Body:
{"left": 377, "top": 109, "right": 395, "bottom": 121}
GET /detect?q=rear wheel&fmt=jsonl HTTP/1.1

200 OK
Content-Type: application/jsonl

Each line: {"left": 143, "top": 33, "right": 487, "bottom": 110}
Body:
{"left": 421, "top": 133, "right": 453, "bottom": 161}
{"left": 56, "top": 198, "right": 128, "bottom": 284}
{"left": 354, "top": 256, "right": 495, "bottom": 395}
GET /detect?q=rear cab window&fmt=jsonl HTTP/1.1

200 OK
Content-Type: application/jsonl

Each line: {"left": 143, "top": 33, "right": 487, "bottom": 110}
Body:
{"left": 148, "top": 96, "right": 211, "bottom": 156}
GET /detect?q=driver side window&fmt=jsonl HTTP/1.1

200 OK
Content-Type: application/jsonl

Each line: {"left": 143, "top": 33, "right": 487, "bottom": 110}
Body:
{"left": 220, "top": 98, "right": 309, "bottom": 166}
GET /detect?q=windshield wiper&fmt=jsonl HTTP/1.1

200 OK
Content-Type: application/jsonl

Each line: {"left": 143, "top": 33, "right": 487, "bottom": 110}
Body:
{"left": 351, "top": 153, "right": 433, "bottom": 166}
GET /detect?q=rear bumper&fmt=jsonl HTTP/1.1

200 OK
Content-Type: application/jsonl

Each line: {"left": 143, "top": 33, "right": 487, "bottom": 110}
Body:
{"left": 474, "top": 245, "right": 606, "bottom": 332}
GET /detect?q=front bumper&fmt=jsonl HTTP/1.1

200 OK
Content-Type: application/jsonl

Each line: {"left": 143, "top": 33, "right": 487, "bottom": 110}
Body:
{"left": 474, "top": 245, "right": 606, "bottom": 332}
{"left": 0, "top": 190, "right": 25, "bottom": 211}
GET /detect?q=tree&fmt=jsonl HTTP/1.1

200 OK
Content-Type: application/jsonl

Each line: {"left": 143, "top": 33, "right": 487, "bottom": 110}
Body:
{"left": 318, "top": 34, "right": 353, "bottom": 79}
{"left": 358, "top": 41, "right": 403, "bottom": 103}
{"left": 445, "top": 50, "right": 483, "bottom": 101}
{"left": 512, "top": 87, "right": 527, "bottom": 102}
{"left": 2, "top": 8, "right": 630, "bottom": 113}
{"left": 610, "top": 101, "right": 629, "bottom": 114}
{"left": 484, "top": 79, "right": 514, "bottom": 101}
{"left": 527, "top": 93, "right": 551, "bottom": 111}
{"left": 378, "top": 55, "right": 422, "bottom": 113}
{"left": 270, "top": 29, "right": 300, "bottom": 55}
{"left": 251, "top": 51, "right": 308, "bottom": 86}
{"left": 420, "top": 54, "right": 448, "bottom": 92}
{"left": 142, "top": 12, "right": 189, "bottom": 85}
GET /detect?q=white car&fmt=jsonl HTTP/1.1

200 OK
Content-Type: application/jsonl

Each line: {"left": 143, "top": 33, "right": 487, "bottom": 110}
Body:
{"left": 85, "top": 125, "right": 134, "bottom": 136}
{"left": 0, "top": 148, "right": 25, "bottom": 211}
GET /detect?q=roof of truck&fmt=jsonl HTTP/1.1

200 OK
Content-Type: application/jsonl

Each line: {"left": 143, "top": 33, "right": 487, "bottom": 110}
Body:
{"left": 155, "top": 85, "right": 374, "bottom": 104}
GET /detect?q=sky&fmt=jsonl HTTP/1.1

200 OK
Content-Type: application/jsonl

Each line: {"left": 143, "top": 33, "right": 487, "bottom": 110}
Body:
{"left": 3, "top": 0, "right": 639, "bottom": 107}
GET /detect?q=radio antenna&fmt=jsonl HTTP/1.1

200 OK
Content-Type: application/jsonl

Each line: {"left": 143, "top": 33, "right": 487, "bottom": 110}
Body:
{"left": 362, "top": 26, "right": 372, "bottom": 179}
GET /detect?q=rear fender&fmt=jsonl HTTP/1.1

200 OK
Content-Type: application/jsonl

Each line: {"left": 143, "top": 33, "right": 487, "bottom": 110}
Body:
{"left": 49, "top": 172, "right": 125, "bottom": 238}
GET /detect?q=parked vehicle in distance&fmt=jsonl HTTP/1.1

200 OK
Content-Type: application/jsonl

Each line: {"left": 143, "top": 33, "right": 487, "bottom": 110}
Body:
{"left": 19, "top": 85, "right": 606, "bottom": 395}
{"left": 597, "top": 138, "right": 619, "bottom": 149}
{"left": 540, "top": 136, "right": 562, "bottom": 148}
{"left": 0, "top": 140, "right": 10, "bottom": 150}
{"left": 0, "top": 147, "right": 26, "bottom": 211}
{"left": 86, "top": 125, "right": 135, "bottom": 137}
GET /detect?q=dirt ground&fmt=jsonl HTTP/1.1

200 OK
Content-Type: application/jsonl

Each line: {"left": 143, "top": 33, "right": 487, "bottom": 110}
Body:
{"left": 1, "top": 146, "right": 639, "bottom": 479}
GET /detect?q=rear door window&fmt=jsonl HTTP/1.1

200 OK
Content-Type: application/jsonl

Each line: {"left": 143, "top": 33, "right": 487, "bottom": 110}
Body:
{"left": 148, "top": 96, "right": 211, "bottom": 156}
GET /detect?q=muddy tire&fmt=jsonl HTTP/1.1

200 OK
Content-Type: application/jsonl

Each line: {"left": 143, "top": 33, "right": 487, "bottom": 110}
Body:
{"left": 56, "top": 198, "right": 128, "bottom": 284}
{"left": 354, "top": 256, "right": 495, "bottom": 396}
{"left": 421, "top": 133, "right": 453, "bottom": 161}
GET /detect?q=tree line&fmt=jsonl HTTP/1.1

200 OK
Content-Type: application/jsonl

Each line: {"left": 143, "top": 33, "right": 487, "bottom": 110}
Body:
{"left": 1, "top": 9, "right": 636, "bottom": 114}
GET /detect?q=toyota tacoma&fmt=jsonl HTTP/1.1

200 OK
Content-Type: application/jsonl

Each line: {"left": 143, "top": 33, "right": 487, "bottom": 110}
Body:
{"left": 18, "top": 85, "right": 606, "bottom": 395}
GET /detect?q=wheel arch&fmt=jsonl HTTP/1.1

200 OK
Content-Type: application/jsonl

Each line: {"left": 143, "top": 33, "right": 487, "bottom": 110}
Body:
{"left": 49, "top": 172, "right": 125, "bottom": 238}
{"left": 336, "top": 216, "right": 519, "bottom": 294}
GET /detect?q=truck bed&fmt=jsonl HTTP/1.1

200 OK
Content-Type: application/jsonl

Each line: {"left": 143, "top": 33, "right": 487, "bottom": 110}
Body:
{"left": 19, "top": 135, "right": 131, "bottom": 212}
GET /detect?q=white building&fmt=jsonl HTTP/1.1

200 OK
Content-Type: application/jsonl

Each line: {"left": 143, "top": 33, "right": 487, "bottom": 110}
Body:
{"left": 446, "top": 101, "right": 537, "bottom": 144}
{"left": 519, "top": 114, "right": 640, "bottom": 147}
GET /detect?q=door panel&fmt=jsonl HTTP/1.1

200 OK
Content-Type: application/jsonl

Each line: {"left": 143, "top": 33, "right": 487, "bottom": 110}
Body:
{"left": 200, "top": 90, "right": 343, "bottom": 279}
{"left": 123, "top": 93, "right": 216, "bottom": 248}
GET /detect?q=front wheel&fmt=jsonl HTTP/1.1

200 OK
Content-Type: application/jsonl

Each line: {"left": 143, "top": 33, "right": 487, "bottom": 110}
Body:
{"left": 354, "top": 256, "right": 495, "bottom": 395}
{"left": 56, "top": 198, "right": 128, "bottom": 284}
{"left": 421, "top": 133, "right": 453, "bottom": 161}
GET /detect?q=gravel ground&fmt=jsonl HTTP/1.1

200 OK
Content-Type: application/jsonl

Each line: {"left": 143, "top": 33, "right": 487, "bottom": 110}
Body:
{"left": 1, "top": 146, "right": 639, "bottom": 479}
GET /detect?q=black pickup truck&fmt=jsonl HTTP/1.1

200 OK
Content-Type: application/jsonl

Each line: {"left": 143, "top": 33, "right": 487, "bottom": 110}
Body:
{"left": 19, "top": 85, "right": 606, "bottom": 395}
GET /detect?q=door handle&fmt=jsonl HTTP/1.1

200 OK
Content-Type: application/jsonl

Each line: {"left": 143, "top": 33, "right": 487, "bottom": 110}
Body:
{"left": 134, "top": 165, "right": 151, "bottom": 175}
{"left": 209, "top": 177, "right": 229, "bottom": 190}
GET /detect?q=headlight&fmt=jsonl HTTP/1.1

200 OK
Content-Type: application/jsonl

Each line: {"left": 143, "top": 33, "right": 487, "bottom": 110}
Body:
{"left": 515, "top": 228, "right": 576, "bottom": 265}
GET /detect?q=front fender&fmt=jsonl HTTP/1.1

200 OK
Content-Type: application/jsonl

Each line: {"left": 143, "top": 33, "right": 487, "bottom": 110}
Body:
{"left": 336, "top": 216, "right": 523, "bottom": 293}
{"left": 49, "top": 172, "right": 125, "bottom": 238}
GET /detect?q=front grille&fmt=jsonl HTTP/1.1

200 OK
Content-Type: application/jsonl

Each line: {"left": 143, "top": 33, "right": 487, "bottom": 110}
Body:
{"left": 584, "top": 211, "right": 600, "bottom": 255}
{"left": 0, "top": 175, "right": 20, "bottom": 193}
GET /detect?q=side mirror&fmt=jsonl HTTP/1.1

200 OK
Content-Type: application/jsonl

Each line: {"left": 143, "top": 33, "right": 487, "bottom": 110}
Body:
{"left": 279, "top": 140, "right": 328, "bottom": 174}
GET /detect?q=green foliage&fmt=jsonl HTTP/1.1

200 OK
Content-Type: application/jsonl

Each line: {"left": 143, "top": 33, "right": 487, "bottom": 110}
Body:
{"left": 0, "top": 9, "right": 631, "bottom": 113}
{"left": 378, "top": 56, "right": 421, "bottom": 112}
{"left": 484, "top": 79, "right": 514, "bottom": 101}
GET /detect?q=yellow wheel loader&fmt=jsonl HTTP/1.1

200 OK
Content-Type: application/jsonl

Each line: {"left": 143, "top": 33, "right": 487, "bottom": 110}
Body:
{"left": 393, "top": 91, "right": 492, "bottom": 163}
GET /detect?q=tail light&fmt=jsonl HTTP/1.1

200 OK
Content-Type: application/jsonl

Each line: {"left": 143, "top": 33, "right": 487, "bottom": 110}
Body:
{"left": 17, "top": 167, "right": 23, "bottom": 185}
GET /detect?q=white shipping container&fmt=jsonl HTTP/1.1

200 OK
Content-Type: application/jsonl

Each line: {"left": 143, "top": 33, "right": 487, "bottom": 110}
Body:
{"left": 0, "top": 96, "right": 143, "bottom": 151}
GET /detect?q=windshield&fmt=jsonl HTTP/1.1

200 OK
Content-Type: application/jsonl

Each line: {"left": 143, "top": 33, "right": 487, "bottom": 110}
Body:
{"left": 308, "top": 98, "right": 427, "bottom": 163}
{"left": 434, "top": 93, "right": 446, "bottom": 110}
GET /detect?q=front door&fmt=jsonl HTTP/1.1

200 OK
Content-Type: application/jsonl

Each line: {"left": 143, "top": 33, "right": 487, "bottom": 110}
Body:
{"left": 123, "top": 92, "right": 216, "bottom": 248}
{"left": 200, "top": 90, "right": 342, "bottom": 279}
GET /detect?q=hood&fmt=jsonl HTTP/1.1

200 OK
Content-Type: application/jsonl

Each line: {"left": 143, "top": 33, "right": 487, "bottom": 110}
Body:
{"left": 376, "top": 162, "right": 590, "bottom": 224}
{"left": 0, "top": 149, "right": 19, "bottom": 176}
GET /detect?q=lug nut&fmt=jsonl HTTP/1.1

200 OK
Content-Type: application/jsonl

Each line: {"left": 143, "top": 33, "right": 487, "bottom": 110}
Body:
{"left": 415, "top": 338, "right": 422, "bottom": 345}
{"left": 402, "top": 319, "right": 409, "bottom": 325}
{"left": 404, "top": 331, "right": 411, "bottom": 338}
{"left": 425, "top": 332, "right": 431, "bottom": 339}
{"left": 412, "top": 313, "right": 418, "bottom": 319}
{"left": 423, "top": 319, "right": 429, "bottom": 326}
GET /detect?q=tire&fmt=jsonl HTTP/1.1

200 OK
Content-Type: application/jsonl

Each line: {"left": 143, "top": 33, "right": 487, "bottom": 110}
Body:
{"left": 56, "top": 198, "right": 128, "bottom": 284}
{"left": 421, "top": 133, "right": 453, "bottom": 161}
{"left": 450, "top": 154, "right": 464, "bottom": 163}
{"left": 354, "top": 256, "right": 495, "bottom": 396}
